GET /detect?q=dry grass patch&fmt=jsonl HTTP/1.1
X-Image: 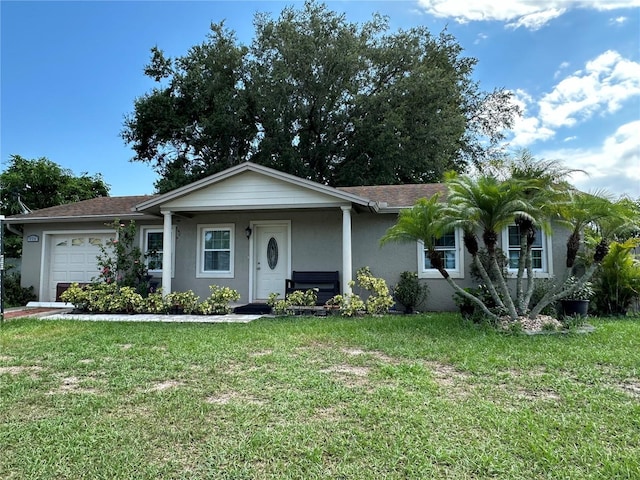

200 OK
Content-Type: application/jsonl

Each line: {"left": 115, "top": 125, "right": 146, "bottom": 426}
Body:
{"left": 205, "top": 391, "right": 263, "bottom": 405}
{"left": 618, "top": 380, "right": 640, "bottom": 399}
{"left": 0, "top": 365, "right": 43, "bottom": 376}
{"left": 147, "top": 380, "right": 183, "bottom": 392}
{"left": 47, "top": 375, "right": 100, "bottom": 395}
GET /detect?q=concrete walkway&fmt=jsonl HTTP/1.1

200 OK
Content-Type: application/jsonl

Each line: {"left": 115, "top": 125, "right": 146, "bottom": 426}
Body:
{"left": 4, "top": 307, "right": 264, "bottom": 324}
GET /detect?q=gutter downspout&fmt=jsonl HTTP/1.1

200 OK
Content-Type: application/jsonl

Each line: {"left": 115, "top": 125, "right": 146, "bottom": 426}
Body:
{"left": 6, "top": 223, "right": 23, "bottom": 237}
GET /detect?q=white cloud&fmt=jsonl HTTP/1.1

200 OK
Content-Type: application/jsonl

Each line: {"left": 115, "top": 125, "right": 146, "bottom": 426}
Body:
{"left": 416, "top": 0, "right": 640, "bottom": 29}
{"left": 610, "top": 15, "right": 628, "bottom": 24}
{"left": 505, "top": 8, "right": 566, "bottom": 30}
{"left": 474, "top": 32, "right": 488, "bottom": 44}
{"left": 507, "top": 51, "right": 640, "bottom": 147}
{"left": 554, "top": 61, "right": 570, "bottom": 79}
{"left": 539, "top": 51, "right": 640, "bottom": 128}
{"left": 541, "top": 120, "right": 640, "bottom": 198}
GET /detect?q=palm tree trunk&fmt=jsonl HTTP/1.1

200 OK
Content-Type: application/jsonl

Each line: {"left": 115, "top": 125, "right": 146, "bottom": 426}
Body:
{"left": 528, "top": 262, "right": 598, "bottom": 318}
{"left": 471, "top": 255, "right": 507, "bottom": 311}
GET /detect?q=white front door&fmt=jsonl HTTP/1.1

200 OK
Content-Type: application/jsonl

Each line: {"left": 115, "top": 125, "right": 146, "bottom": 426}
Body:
{"left": 253, "top": 223, "right": 289, "bottom": 301}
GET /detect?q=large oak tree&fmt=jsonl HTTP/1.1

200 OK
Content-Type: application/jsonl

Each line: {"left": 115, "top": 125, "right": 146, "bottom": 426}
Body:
{"left": 123, "top": 1, "right": 520, "bottom": 193}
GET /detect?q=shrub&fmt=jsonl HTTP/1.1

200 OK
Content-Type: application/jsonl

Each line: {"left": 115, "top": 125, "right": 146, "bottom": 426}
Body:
{"left": 267, "top": 289, "right": 317, "bottom": 315}
{"left": 453, "top": 284, "right": 506, "bottom": 324}
{"left": 393, "top": 271, "right": 428, "bottom": 313}
{"left": 529, "top": 278, "right": 558, "bottom": 317}
{"left": 325, "top": 292, "right": 366, "bottom": 317}
{"left": 2, "top": 271, "right": 36, "bottom": 307}
{"left": 591, "top": 239, "right": 640, "bottom": 316}
{"left": 143, "top": 291, "right": 167, "bottom": 314}
{"left": 199, "top": 285, "right": 241, "bottom": 315}
{"left": 60, "top": 282, "right": 90, "bottom": 310}
{"left": 165, "top": 290, "right": 200, "bottom": 314}
{"left": 355, "top": 267, "right": 394, "bottom": 315}
{"left": 115, "top": 286, "right": 145, "bottom": 313}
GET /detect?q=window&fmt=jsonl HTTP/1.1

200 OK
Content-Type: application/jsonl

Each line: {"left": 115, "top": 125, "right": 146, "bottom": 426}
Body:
{"left": 141, "top": 227, "right": 176, "bottom": 276}
{"left": 144, "top": 229, "right": 164, "bottom": 272}
{"left": 503, "top": 225, "right": 551, "bottom": 276}
{"left": 197, "top": 224, "right": 234, "bottom": 278}
{"left": 418, "top": 229, "right": 464, "bottom": 279}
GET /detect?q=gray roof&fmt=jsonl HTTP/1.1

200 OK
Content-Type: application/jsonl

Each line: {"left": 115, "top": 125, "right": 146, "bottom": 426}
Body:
{"left": 5, "top": 163, "right": 447, "bottom": 223}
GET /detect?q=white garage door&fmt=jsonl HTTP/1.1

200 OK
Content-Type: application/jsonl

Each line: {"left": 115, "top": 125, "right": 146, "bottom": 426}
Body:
{"left": 48, "top": 233, "right": 114, "bottom": 301}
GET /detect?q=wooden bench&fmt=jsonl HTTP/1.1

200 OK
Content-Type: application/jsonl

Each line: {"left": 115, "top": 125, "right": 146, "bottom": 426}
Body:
{"left": 285, "top": 271, "right": 340, "bottom": 305}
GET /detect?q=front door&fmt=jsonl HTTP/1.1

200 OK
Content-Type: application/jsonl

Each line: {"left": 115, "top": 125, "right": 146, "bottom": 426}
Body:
{"left": 253, "top": 223, "right": 289, "bottom": 301}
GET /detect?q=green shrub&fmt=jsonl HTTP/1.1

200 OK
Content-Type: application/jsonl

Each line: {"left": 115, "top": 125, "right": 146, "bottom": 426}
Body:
{"left": 591, "top": 239, "right": 640, "bottom": 316}
{"left": 393, "top": 271, "right": 428, "bottom": 313}
{"left": 529, "top": 278, "right": 558, "bottom": 316}
{"left": 356, "top": 267, "right": 394, "bottom": 315}
{"left": 165, "top": 290, "right": 200, "bottom": 314}
{"left": 143, "top": 291, "right": 167, "bottom": 314}
{"left": 267, "top": 289, "right": 317, "bottom": 315}
{"left": 2, "top": 272, "right": 36, "bottom": 307}
{"left": 199, "top": 285, "right": 241, "bottom": 315}
{"left": 325, "top": 292, "right": 366, "bottom": 317}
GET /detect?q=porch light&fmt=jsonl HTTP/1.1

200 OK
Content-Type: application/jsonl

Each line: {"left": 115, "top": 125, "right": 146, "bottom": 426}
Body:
{"left": 245, "top": 226, "right": 252, "bottom": 239}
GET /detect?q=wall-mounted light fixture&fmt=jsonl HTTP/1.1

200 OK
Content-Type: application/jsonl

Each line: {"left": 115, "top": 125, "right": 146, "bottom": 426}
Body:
{"left": 245, "top": 226, "right": 252, "bottom": 239}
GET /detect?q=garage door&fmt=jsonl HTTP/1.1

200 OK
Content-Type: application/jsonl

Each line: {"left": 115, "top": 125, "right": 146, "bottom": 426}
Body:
{"left": 48, "top": 233, "right": 114, "bottom": 301}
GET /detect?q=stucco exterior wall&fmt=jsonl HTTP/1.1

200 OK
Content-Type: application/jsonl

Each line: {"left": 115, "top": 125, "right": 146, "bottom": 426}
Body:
{"left": 18, "top": 209, "right": 573, "bottom": 311}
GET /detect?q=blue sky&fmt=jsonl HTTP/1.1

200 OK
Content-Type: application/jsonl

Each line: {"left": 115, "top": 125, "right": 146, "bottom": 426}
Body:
{"left": 2, "top": 0, "right": 639, "bottom": 199}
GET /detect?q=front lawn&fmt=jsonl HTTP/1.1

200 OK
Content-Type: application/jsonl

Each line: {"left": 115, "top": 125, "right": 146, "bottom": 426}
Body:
{"left": 1, "top": 314, "right": 639, "bottom": 479}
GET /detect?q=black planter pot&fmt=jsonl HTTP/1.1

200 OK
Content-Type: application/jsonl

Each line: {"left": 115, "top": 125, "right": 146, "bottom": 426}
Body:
{"left": 561, "top": 299, "right": 589, "bottom": 317}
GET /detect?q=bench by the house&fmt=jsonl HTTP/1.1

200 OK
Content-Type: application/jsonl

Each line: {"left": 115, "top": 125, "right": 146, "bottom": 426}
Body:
{"left": 285, "top": 271, "right": 340, "bottom": 305}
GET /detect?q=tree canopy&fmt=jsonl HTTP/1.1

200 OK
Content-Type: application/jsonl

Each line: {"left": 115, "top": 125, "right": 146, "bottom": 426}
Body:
{"left": 123, "top": 0, "right": 520, "bottom": 193}
{"left": 0, "top": 155, "right": 110, "bottom": 256}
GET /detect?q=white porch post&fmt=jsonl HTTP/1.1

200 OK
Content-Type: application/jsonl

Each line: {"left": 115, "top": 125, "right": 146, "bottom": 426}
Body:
{"left": 341, "top": 206, "right": 353, "bottom": 295}
{"left": 161, "top": 210, "right": 173, "bottom": 296}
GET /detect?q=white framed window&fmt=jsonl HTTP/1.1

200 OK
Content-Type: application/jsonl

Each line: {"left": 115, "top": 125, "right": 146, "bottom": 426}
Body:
{"left": 140, "top": 226, "right": 176, "bottom": 277}
{"left": 502, "top": 225, "right": 551, "bottom": 277}
{"left": 197, "top": 224, "right": 234, "bottom": 278}
{"left": 417, "top": 228, "right": 464, "bottom": 279}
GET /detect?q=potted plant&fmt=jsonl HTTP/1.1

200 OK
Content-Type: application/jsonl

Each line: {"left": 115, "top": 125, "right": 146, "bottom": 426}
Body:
{"left": 560, "top": 276, "right": 595, "bottom": 317}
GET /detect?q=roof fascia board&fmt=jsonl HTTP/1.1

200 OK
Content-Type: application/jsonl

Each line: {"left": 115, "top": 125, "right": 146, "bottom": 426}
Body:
{"left": 4, "top": 213, "right": 155, "bottom": 225}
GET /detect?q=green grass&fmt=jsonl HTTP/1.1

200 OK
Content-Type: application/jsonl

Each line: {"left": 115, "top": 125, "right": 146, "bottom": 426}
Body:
{"left": 1, "top": 313, "right": 639, "bottom": 479}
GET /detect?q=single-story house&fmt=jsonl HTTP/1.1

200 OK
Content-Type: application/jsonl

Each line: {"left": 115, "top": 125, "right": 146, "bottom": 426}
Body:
{"left": 4, "top": 162, "right": 566, "bottom": 311}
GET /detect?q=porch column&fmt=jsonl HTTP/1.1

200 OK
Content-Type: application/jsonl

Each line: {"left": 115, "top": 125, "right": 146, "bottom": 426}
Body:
{"left": 161, "top": 210, "right": 173, "bottom": 296}
{"left": 341, "top": 206, "right": 353, "bottom": 295}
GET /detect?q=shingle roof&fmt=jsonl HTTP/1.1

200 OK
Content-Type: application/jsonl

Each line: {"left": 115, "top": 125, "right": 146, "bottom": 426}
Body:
{"left": 338, "top": 184, "right": 447, "bottom": 208}
{"left": 5, "top": 195, "right": 158, "bottom": 222}
{"left": 5, "top": 182, "right": 447, "bottom": 223}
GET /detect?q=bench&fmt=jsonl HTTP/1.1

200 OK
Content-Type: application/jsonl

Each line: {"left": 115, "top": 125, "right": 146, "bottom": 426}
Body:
{"left": 285, "top": 271, "right": 340, "bottom": 305}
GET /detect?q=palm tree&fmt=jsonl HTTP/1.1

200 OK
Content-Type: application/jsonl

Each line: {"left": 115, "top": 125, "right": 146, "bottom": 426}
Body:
{"left": 382, "top": 155, "right": 633, "bottom": 324}
{"left": 381, "top": 194, "right": 499, "bottom": 319}
{"left": 442, "top": 172, "right": 543, "bottom": 320}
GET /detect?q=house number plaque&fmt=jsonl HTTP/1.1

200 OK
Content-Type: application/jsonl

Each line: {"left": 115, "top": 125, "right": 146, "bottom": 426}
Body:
{"left": 267, "top": 237, "right": 278, "bottom": 269}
